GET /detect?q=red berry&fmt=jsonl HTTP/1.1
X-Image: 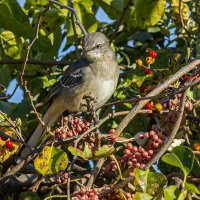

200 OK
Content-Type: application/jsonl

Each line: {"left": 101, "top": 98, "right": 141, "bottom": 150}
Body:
{"left": 76, "top": 125, "right": 82, "bottom": 133}
{"left": 67, "top": 131, "right": 73, "bottom": 137}
{"left": 139, "top": 85, "right": 147, "bottom": 93}
{"left": 134, "top": 162, "right": 140, "bottom": 168}
{"left": 152, "top": 135, "right": 159, "bottom": 141}
{"left": 131, "top": 146, "right": 138, "bottom": 152}
{"left": 145, "top": 102, "right": 152, "bottom": 110}
{"left": 183, "top": 75, "right": 190, "bottom": 81}
{"left": 89, "top": 142, "right": 94, "bottom": 148}
{"left": 109, "top": 134, "right": 116, "bottom": 143}
{"left": 149, "top": 131, "right": 155, "bottom": 137}
{"left": 142, "top": 151, "right": 148, "bottom": 158}
{"left": 138, "top": 147, "right": 145, "bottom": 153}
{"left": 61, "top": 133, "right": 67, "bottom": 139}
{"left": 5, "top": 140, "right": 13, "bottom": 149}
{"left": 144, "top": 68, "right": 152, "bottom": 75}
{"left": 135, "top": 152, "right": 141, "bottom": 158}
{"left": 140, "top": 163, "right": 145, "bottom": 169}
{"left": 132, "top": 158, "right": 137, "bottom": 163}
{"left": 148, "top": 149, "right": 154, "bottom": 156}
{"left": 127, "top": 161, "right": 133, "bottom": 166}
{"left": 126, "top": 143, "right": 133, "bottom": 150}
{"left": 192, "top": 76, "right": 197, "bottom": 81}
{"left": 152, "top": 142, "right": 160, "bottom": 149}
{"left": 146, "top": 156, "right": 152, "bottom": 161}
{"left": 149, "top": 50, "right": 157, "bottom": 58}
{"left": 124, "top": 149, "right": 131, "bottom": 155}
{"left": 61, "top": 128, "right": 66, "bottom": 134}
{"left": 158, "top": 139, "right": 163, "bottom": 145}
{"left": 55, "top": 128, "right": 60, "bottom": 135}
{"left": 139, "top": 134, "right": 145, "bottom": 139}
{"left": 144, "top": 132, "right": 149, "bottom": 138}
{"left": 1, "top": 135, "right": 8, "bottom": 141}
{"left": 109, "top": 129, "right": 116, "bottom": 135}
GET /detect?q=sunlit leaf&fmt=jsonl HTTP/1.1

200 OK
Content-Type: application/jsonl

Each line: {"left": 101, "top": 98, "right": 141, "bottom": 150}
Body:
{"left": 134, "top": 169, "right": 167, "bottom": 197}
{"left": 132, "top": 192, "right": 153, "bottom": 200}
{"left": 164, "top": 185, "right": 181, "bottom": 200}
{"left": 135, "top": 0, "right": 166, "bottom": 28}
{"left": 184, "top": 182, "right": 200, "bottom": 194}
{"left": 34, "top": 146, "right": 68, "bottom": 175}
{"left": 162, "top": 146, "right": 194, "bottom": 180}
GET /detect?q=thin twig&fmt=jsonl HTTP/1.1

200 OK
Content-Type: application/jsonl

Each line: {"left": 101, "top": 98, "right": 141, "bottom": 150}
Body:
{"left": 0, "top": 59, "right": 72, "bottom": 66}
{"left": 104, "top": 76, "right": 200, "bottom": 107}
{"left": 50, "top": 0, "right": 88, "bottom": 36}
{"left": 20, "top": 6, "right": 50, "bottom": 127}
{"left": 110, "top": 0, "right": 132, "bottom": 43}
{"left": 0, "top": 84, "right": 19, "bottom": 100}
{"left": 114, "top": 59, "right": 200, "bottom": 137}
{"left": 86, "top": 158, "right": 106, "bottom": 189}
{"left": 68, "top": 0, "right": 80, "bottom": 59}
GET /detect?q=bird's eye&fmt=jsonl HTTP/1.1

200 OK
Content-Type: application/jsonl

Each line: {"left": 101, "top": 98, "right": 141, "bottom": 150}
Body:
{"left": 96, "top": 44, "right": 101, "bottom": 48}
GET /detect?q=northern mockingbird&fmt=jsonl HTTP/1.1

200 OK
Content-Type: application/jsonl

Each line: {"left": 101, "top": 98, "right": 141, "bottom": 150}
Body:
{"left": 19, "top": 32, "right": 120, "bottom": 159}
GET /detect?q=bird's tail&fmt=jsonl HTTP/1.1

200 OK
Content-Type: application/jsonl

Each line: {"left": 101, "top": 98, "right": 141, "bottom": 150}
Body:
{"left": 18, "top": 99, "right": 63, "bottom": 160}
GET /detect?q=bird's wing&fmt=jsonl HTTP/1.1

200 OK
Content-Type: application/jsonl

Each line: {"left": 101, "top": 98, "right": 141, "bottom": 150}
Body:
{"left": 49, "top": 59, "right": 89, "bottom": 100}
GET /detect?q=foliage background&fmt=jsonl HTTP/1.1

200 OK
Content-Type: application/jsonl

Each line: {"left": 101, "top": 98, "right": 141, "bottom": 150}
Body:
{"left": 0, "top": 0, "right": 200, "bottom": 199}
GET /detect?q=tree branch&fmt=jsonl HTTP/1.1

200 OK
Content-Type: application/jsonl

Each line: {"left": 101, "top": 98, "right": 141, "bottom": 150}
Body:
{"left": 50, "top": 0, "right": 88, "bottom": 36}
{"left": 0, "top": 59, "right": 72, "bottom": 66}
{"left": 99, "top": 90, "right": 187, "bottom": 198}
{"left": 114, "top": 59, "right": 200, "bottom": 137}
{"left": 110, "top": 0, "right": 132, "bottom": 43}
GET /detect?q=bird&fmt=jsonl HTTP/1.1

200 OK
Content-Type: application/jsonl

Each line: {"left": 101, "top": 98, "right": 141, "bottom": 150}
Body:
{"left": 19, "top": 32, "right": 120, "bottom": 159}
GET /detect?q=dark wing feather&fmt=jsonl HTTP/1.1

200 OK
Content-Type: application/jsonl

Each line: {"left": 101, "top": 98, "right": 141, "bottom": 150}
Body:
{"left": 49, "top": 59, "right": 89, "bottom": 101}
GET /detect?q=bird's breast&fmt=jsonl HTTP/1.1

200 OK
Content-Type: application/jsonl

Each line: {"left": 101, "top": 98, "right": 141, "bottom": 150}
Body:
{"left": 95, "top": 79, "right": 115, "bottom": 108}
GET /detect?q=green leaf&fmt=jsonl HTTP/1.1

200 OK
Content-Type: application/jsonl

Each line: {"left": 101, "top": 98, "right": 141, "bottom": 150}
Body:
{"left": 68, "top": 143, "right": 92, "bottom": 160}
{"left": 0, "top": 101, "right": 16, "bottom": 116}
{"left": 68, "top": 144, "right": 115, "bottom": 160}
{"left": 133, "top": 192, "right": 153, "bottom": 200}
{"left": 34, "top": 146, "right": 68, "bottom": 175}
{"left": 184, "top": 182, "right": 200, "bottom": 194}
{"left": 0, "top": 66, "right": 11, "bottom": 87}
{"left": 10, "top": 100, "right": 32, "bottom": 119}
{"left": 134, "top": 169, "right": 167, "bottom": 197}
{"left": 0, "top": 1, "right": 31, "bottom": 38}
{"left": 162, "top": 146, "right": 194, "bottom": 180}
{"left": 19, "top": 192, "right": 40, "bottom": 200}
{"left": 0, "top": 30, "right": 23, "bottom": 58}
{"left": 177, "top": 190, "right": 187, "bottom": 200}
{"left": 93, "top": 145, "right": 115, "bottom": 160}
{"left": 164, "top": 185, "right": 181, "bottom": 200}
{"left": 95, "top": 0, "right": 124, "bottom": 20}
{"left": 134, "top": 0, "right": 166, "bottom": 28}
{"left": 66, "top": 0, "right": 98, "bottom": 44}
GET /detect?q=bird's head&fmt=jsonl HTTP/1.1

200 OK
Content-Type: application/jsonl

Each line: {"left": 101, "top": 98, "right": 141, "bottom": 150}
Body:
{"left": 82, "top": 32, "right": 115, "bottom": 62}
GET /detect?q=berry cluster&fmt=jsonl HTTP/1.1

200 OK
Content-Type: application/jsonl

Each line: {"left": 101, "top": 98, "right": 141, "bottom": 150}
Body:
{"left": 161, "top": 93, "right": 193, "bottom": 112}
{"left": 123, "top": 192, "right": 134, "bottom": 200}
{"left": 106, "top": 127, "right": 166, "bottom": 176}
{"left": 55, "top": 171, "right": 69, "bottom": 184}
{"left": 136, "top": 50, "right": 158, "bottom": 75}
{"left": 72, "top": 188, "right": 103, "bottom": 200}
{"left": 54, "top": 117, "right": 91, "bottom": 140}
